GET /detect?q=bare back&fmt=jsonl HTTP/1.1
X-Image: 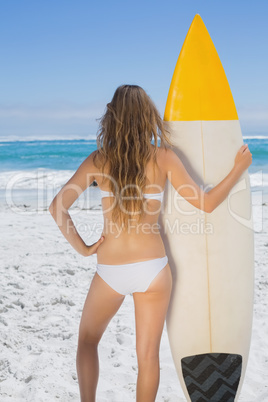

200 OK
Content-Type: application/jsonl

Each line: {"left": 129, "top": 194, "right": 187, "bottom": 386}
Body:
{"left": 95, "top": 147, "right": 168, "bottom": 264}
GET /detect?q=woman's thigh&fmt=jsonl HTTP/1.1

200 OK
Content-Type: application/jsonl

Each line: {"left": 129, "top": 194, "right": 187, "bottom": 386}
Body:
{"left": 78, "top": 272, "right": 125, "bottom": 344}
{"left": 133, "top": 263, "right": 172, "bottom": 362}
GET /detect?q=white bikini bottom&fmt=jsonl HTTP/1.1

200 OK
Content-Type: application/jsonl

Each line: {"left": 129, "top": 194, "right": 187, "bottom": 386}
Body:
{"left": 96, "top": 255, "right": 168, "bottom": 296}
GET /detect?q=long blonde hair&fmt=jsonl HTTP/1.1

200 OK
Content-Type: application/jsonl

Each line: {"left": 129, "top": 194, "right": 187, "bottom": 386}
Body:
{"left": 93, "top": 85, "right": 173, "bottom": 228}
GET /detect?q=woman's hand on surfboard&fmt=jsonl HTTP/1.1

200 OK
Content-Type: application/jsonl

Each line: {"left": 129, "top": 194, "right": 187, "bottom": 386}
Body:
{"left": 84, "top": 236, "right": 105, "bottom": 256}
{"left": 163, "top": 147, "right": 252, "bottom": 214}
{"left": 234, "top": 144, "right": 252, "bottom": 172}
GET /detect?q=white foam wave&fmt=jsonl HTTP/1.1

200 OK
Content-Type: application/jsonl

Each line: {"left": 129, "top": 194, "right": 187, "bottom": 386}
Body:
{"left": 0, "top": 134, "right": 97, "bottom": 142}
{"left": 0, "top": 169, "right": 76, "bottom": 190}
{"left": 243, "top": 135, "right": 268, "bottom": 139}
{"left": 0, "top": 169, "right": 267, "bottom": 191}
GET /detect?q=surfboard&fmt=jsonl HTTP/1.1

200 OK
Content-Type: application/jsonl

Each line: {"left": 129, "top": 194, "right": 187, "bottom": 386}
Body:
{"left": 159, "top": 14, "right": 254, "bottom": 401}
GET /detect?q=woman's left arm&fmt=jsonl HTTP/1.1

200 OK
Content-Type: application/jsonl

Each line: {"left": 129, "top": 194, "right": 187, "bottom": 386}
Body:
{"left": 49, "top": 151, "right": 104, "bottom": 256}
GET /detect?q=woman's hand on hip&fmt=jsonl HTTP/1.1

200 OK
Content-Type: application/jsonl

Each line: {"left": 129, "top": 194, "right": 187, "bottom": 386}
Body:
{"left": 84, "top": 236, "right": 105, "bottom": 256}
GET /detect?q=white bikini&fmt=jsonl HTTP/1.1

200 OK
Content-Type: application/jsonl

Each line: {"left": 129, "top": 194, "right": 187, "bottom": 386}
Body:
{"left": 96, "top": 188, "right": 168, "bottom": 295}
{"left": 99, "top": 189, "right": 165, "bottom": 202}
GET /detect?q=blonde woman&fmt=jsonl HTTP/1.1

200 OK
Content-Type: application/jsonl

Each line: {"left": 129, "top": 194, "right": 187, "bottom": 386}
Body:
{"left": 49, "top": 85, "right": 252, "bottom": 402}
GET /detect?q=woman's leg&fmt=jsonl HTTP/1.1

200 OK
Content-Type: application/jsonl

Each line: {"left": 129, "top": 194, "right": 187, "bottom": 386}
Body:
{"left": 133, "top": 263, "right": 172, "bottom": 402}
{"left": 76, "top": 272, "right": 125, "bottom": 402}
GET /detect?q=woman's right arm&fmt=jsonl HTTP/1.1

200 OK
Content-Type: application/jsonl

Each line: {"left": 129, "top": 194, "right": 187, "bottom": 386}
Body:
{"left": 164, "top": 145, "right": 252, "bottom": 213}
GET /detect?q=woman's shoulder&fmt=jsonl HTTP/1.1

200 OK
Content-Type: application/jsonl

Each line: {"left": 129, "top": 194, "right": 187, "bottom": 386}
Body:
{"left": 90, "top": 149, "right": 106, "bottom": 170}
{"left": 90, "top": 146, "right": 175, "bottom": 170}
{"left": 154, "top": 146, "right": 175, "bottom": 163}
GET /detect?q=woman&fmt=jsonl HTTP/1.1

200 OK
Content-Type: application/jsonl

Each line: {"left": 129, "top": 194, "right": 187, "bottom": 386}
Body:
{"left": 49, "top": 85, "right": 252, "bottom": 402}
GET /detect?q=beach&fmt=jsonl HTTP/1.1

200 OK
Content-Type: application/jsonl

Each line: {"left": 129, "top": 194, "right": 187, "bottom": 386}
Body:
{"left": 0, "top": 137, "right": 268, "bottom": 401}
{"left": 0, "top": 190, "right": 267, "bottom": 401}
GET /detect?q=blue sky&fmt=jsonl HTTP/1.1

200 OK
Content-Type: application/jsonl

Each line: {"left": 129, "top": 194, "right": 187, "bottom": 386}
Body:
{"left": 0, "top": 0, "right": 267, "bottom": 138}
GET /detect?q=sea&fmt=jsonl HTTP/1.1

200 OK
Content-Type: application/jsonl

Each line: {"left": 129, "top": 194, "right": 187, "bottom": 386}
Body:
{"left": 0, "top": 135, "right": 267, "bottom": 213}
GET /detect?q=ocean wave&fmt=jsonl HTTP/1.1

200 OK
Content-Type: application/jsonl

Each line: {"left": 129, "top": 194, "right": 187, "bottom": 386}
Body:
{"left": 0, "top": 134, "right": 267, "bottom": 142}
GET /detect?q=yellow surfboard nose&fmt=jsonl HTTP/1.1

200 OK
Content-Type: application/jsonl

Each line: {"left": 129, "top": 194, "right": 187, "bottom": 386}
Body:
{"left": 164, "top": 14, "right": 238, "bottom": 121}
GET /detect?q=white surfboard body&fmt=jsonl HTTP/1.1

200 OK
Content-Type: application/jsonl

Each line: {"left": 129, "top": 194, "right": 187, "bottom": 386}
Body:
{"left": 159, "top": 15, "right": 254, "bottom": 402}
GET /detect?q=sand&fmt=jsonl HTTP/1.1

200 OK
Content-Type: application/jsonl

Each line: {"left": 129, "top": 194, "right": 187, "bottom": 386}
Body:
{"left": 0, "top": 194, "right": 267, "bottom": 401}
